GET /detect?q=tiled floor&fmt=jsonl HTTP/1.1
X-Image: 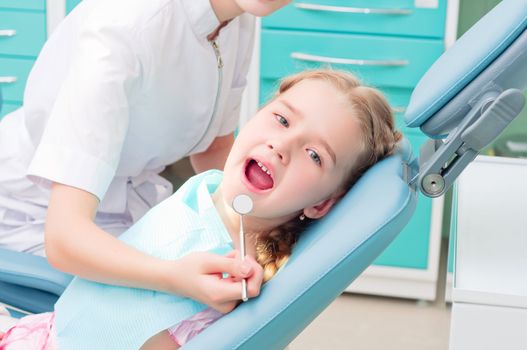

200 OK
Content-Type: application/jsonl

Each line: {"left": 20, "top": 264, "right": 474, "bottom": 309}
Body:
{"left": 290, "top": 292, "right": 451, "bottom": 350}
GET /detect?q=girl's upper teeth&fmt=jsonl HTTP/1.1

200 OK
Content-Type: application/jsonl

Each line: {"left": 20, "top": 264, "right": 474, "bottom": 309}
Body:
{"left": 257, "top": 161, "right": 271, "bottom": 176}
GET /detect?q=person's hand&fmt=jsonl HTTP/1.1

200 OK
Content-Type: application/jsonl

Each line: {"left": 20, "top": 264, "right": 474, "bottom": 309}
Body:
{"left": 165, "top": 250, "right": 264, "bottom": 314}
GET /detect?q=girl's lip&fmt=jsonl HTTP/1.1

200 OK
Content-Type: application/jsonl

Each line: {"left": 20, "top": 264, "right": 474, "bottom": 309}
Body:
{"left": 241, "top": 158, "right": 275, "bottom": 194}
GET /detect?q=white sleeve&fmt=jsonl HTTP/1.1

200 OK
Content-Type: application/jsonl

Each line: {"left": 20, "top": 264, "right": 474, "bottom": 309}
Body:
{"left": 27, "top": 18, "right": 142, "bottom": 201}
{"left": 218, "top": 15, "right": 256, "bottom": 136}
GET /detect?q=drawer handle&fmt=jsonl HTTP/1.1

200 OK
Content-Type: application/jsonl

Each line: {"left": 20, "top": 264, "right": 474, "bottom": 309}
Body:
{"left": 0, "top": 30, "right": 17, "bottom": 37}
{"left": 0, "top": 76, "right": 17, "bottom": 84}
{"left": 294, "top": 3, "right": 413, "bottom": 15}
{"left": 392, "top": 106, "right": 407, "bottom": 114}
{"left": 291, "top": 52, "right": 409, "bottom": 67}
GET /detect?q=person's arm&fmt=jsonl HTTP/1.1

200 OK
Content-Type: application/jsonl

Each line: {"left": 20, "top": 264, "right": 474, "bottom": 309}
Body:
{"left": 45, "top": 182, "right": 171, "bottom": 290}
{"left": 45, "top": 182, "right": 264, "bottom": 313}
{"left": 190, "top": 133, "right": 234, "bottom": 173}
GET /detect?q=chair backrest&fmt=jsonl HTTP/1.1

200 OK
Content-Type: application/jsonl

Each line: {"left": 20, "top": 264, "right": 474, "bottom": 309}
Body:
{"left": 405, "top": 0, "right": 527, "bottom": 137}
{"left": 402, "top": 0, "right": 527, "bottom": 198}
{"left": 185, "top": 144, "right": 417, "bottom": 349}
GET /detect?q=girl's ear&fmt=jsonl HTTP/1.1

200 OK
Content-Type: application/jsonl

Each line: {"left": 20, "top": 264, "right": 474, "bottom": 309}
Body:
{"left": 303, "top": 197, "right": 339, "bottom": 220}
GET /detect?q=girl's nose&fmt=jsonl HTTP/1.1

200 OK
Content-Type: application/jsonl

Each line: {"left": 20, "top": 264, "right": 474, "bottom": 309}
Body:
{"left": 267, "top": 141, "right": 288, "bottom": 164}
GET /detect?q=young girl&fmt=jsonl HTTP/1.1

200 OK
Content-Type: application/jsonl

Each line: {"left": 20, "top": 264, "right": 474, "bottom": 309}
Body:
{"left": 0, "top": 69, "right": 401, "bottom": 349}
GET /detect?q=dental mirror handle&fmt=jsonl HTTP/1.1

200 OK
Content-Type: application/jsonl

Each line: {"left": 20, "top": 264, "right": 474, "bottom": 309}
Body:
{"left": 232, "top": 194, "right": 253, "bottom": 302}
{"left": 240, "top": 214, "right": 248, "bottom": 302}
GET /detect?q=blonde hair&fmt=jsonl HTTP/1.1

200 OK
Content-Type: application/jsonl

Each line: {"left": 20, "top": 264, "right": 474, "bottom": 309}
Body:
{"left": 255, "top": 69, "right": 402, "bottom": 282}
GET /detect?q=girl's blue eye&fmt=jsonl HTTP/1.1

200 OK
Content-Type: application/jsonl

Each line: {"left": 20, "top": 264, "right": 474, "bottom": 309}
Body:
{"left": 308, "top": 149, "right": 321, "bottom": 166}
{"left": 275, "top": 114, "right": 289, "bottom": 127}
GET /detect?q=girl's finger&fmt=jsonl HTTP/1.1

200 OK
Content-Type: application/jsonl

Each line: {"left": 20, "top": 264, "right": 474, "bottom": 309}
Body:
{"left": 201, "top": 253, "right": 253, "bottom": 279}
{"left": 206, "top": 275, "right": 245, "bottom": 303}
{"left": 245, "top": 258, "right": 264, "bottom": 298}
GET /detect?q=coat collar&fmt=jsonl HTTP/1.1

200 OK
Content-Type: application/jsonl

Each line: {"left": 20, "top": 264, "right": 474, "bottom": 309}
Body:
{"left": 180, "top": 0, "right": 222, "bottom": 41}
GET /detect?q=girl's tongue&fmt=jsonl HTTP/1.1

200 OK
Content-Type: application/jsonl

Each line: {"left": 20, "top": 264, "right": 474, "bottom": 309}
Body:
{"left": 246, "top": 160, "right": 274, "bottom": 190}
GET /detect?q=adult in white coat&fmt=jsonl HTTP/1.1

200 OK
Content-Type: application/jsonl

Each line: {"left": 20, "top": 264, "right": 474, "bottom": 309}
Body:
{"left": 0, "top": 0, "right": 290, "bottom": 312}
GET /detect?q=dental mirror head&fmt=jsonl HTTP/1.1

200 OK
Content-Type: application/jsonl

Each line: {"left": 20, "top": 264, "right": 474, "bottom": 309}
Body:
{"left": 232, "top": 194, "right": 253, "bottom": 215}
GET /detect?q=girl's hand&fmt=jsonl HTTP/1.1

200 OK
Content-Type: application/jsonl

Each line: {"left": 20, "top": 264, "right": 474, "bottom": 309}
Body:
{"left": 165, "top": 250, "right": 264, "bottom": 314}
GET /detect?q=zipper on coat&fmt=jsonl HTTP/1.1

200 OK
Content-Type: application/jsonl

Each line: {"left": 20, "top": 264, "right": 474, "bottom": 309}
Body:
{"left": 211, "top": 39, "right": 224, "bottom": 69}
{"left": 189, "top": 39, "right": 224, "bottom": 153}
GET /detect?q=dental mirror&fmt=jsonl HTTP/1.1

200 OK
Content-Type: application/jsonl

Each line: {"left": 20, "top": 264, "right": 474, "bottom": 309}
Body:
{"left": 232, "top": 194, "right": 253, "bottom": 215}
{"left": 232, "top": 194, "right": 253, "bottom": 302}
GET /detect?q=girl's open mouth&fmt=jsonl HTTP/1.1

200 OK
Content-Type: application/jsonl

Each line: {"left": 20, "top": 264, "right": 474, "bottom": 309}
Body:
{"left": 245, "top": 159, "right": 274, "bottom": 190}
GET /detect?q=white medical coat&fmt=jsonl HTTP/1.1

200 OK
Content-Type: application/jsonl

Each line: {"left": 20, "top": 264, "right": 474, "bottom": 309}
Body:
{"left": 0, "top": 0, "right": 255, "bottom": 254}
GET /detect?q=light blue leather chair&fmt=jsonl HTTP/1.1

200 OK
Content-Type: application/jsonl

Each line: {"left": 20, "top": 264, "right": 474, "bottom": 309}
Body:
{"left": 1, "top": 0, "right": 526, "bottom": 347}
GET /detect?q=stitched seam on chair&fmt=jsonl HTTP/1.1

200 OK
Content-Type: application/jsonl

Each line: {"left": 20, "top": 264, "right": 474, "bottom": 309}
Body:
{"left": 409, "top": 18, "right": 527, "bottom": 128}
{"left": 233, "top": 186, "right": 414, "bottom": 349}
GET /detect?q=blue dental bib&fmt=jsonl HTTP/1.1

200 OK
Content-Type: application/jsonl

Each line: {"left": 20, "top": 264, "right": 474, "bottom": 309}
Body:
{"left": 54, "top": 170, "right": 233, "bottom": 349}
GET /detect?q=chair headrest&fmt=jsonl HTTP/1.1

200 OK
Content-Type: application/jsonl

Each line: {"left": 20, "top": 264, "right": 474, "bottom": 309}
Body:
{"left": 404, "top": 0, "right": 527, "bottom": 134}
{"left": 396, "top": 137, "right": 414, "bottom": 165}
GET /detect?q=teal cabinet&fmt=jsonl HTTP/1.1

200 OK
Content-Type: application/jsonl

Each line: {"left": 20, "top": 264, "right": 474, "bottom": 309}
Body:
{"left": 0, "top": 56, "right": 36, "bottom": 102}
{"left": 0, "top": 10, "right": 46, "bottom": 56}
{"left": 0, "top": 1, "right": 46, "bottom": 119}
{"left": 0, "top": 0, "right": 82, "bottom": 119}
{"left": 259, "top": 0, "right": 450, "bottom": 300}
{"left": 0, "top": 0, "right": 45, "bottom": 11}
{"left": 263, "top": 0, "right": 447, "bottom": 38}
{"left": 260, "top": 30, "right": 444, "bottom": 88}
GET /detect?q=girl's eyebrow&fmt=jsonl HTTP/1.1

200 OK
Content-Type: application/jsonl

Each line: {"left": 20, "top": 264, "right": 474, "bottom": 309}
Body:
{"left": 278, "top": 100, "right": 337, "bottom": 166}
{"left": 278, "top": 99, "right": 302, "bottom": 118}
{"left": 320, "top": 139, "right": 337, "bottom": 166}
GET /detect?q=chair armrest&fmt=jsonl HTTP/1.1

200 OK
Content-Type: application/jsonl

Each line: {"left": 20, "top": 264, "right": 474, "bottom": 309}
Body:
{"left": 0, "top": 247, "right": 72, "bottom": 296}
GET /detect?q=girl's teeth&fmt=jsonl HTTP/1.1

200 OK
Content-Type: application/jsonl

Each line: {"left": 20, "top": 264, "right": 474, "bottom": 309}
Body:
{"left": 256, "top": 160, "right": 272, "bottom": 176}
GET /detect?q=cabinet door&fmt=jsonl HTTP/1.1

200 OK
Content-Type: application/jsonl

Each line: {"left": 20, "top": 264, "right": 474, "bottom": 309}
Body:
{"left": 260, "top": 30, "right": 444, "bottom": 90}
{"left": 0, "top": 10, "right": 47, "bottom": 57}
{"left": 0, "top": 57, "right": 35, "bottom": 103}
{"left": 0, "top": 0, "right": 44, "bottom": 11}
{"left": 263, "top": 0, "right": 447, "bottom": 38}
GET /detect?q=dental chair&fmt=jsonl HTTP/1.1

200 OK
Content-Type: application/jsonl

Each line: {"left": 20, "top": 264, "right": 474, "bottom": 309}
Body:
{"left": 1, "top": 0, "right": 526, "bottom": 347}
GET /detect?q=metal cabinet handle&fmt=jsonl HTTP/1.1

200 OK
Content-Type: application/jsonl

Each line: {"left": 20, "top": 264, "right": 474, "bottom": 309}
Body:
{"left": 392, "top": 107, "right": 407, "bottom": 114}
{"left": 0, "top": 30, "right": 17, "bottom": 37}
{"left": 294, "top": 3, "right": 413, "bottom": 15}
{"left": 0, "top": 76, "right": 17, "bottom": 84}
{"left": 291, "top": 52, "right": 409, "bottom": 67}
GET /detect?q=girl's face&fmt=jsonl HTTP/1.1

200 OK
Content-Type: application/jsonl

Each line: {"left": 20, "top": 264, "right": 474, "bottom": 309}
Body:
{"left": 222, "top": 79, "right": 363, "bottom": 225}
